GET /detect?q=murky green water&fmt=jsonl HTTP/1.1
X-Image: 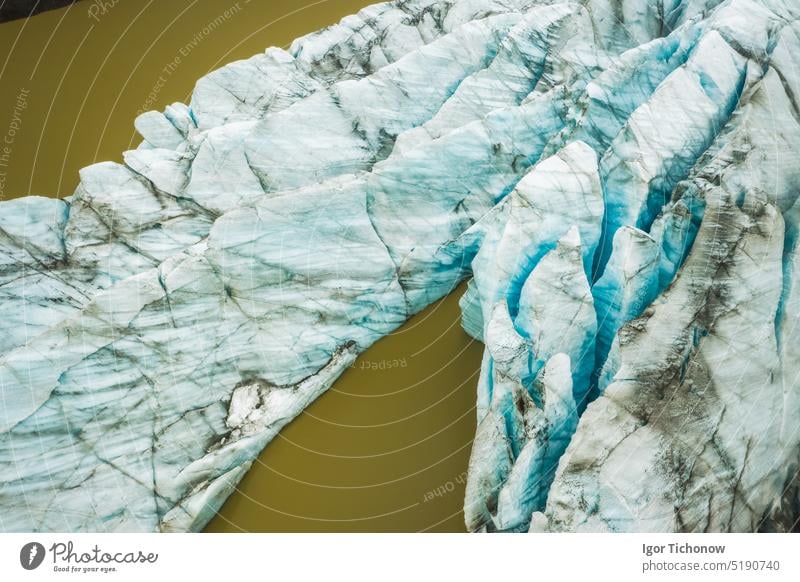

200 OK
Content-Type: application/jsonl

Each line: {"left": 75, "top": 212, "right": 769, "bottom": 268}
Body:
{"left": 0, "top": 0, "right": 479, "bottom": 532}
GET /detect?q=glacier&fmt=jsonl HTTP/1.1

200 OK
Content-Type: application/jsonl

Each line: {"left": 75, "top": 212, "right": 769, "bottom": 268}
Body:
{"left": 1, "top": 0, "right": 799, "bottom": 533}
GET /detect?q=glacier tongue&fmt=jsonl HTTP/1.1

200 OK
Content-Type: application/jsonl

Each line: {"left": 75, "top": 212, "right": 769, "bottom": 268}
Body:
{"left": 1, "top": 0, "right": 800, "bottom": 533}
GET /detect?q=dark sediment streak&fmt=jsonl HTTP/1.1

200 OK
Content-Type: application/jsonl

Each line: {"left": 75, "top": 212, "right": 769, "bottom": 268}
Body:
{"left": 0, "top": 0, "right": 82, "bottom": 23}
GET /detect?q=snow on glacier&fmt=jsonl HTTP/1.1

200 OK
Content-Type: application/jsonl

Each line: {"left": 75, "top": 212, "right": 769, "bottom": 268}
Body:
{"left": 1, "top": 0, "right": 800, "bottom": 533}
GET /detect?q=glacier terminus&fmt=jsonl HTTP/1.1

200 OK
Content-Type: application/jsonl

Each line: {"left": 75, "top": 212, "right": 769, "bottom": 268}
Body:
{"left": 1, "top": 0, "right": 799, "bottom": 533}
